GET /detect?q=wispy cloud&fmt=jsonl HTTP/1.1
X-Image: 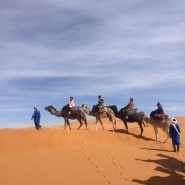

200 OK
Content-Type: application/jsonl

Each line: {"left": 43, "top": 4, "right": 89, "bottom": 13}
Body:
{"left": 0, "top": 0, "right": 185, "bottom": 127}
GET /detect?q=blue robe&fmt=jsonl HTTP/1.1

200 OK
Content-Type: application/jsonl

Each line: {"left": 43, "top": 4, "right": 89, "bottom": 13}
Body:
{"left": 169, "top": 123, "right": 181, "bottom": 145}
{"left": 32, "top": 110, "right": 41, "bottom": 124}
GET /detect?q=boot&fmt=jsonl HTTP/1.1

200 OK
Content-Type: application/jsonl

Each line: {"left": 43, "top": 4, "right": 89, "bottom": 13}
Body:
{"left": 177, "top": 145, "right": 180, "bottom": 152}
{"left": 173, "top": 145, "right": 176, "bottom": 152}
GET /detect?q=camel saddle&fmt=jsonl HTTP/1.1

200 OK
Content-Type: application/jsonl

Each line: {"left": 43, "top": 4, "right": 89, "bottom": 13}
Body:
{"left": 92, "top": 104, "right": 107, "bottom": 113}
{"left": 127, "top": 109, "right": 136, "bottom": 115}
{"left": 153, "top": 113, "right": 168, "bottom": 121}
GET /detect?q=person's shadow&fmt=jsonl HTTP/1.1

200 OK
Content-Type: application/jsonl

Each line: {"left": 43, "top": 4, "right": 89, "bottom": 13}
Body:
{"left": 133, "top": 153, "right": 185, "bottom": 185}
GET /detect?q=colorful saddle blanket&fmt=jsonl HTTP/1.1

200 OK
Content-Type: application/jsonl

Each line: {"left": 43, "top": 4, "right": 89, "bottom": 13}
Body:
{"left": 154, "top": 113, "right": 168, "bottom": 120}
{"left": 127, "top": 109, "right": 135, "bottom": 115}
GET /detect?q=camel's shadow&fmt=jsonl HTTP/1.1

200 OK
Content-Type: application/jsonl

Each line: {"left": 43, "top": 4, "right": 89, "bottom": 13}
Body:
{"left": 108, "top": 129, "right": 155, "bottom": 142}
{"left": 140, "top": 147, "right": 169, "bottom": 152}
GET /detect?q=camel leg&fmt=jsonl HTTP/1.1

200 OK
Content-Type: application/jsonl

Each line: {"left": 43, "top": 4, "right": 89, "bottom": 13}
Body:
{"left": 112, "top": 119, "right": 116, "bottom": 132}
{"left": 77, "top": 123, "right": 83, "bottom": 130}
{"left": 107, "top": 112, "right": 116, "bottom": 132}
{"left": 123, "top": 121, "right": 128, "bottom": 134}
{"left": 143, "top": 120, "right": 148, "bottom": 127}
{"left": 96, "top": 125, "right": 98, "bottom": 130}
{"left": 64, "top": 119, "right": 67, "bottom": 130}
{"left": 95, "top": 117, "right": 98, "bottom": 130}
{"left": 98, "top": 118, "right": 104, "bottom": 130}
{"left": 83, "top": 116, "right": 88, "bottom": 130}
{"left": 95, "top": 117, "right": 104, "bottom": 130}
{"left": 152, "top": 124, "right": 158, "bottom": 141}
{"left": 95, "top": 122, "right": 98, "bottom": 130}
{"left": 66, "top": 119, "right": 72, "bottom": 130}
{"left": 112, "top": 124, "right": 115, "bottom": 132}
{"left": 163, "top": 126, "right": 170, "bottom": 143}
{"left": 77, "top": 120, "right": 83, "bottom": 130}
{"left": 111, "top": 118, "right": 116, "bottom": 132}
{"left": 84, "top": 120, "right": 88, "bottom": 130}
{"left": 155, "top": 128, "right": 158, "bottom": 141}
{"left": 163, "top": 134, "right": 170, "bottom": 143}
{"left": 138, "top": 122, "right": 143, "bottom": 137}
{"left": 96, "top": 117, "right": 104, "bottom": 130}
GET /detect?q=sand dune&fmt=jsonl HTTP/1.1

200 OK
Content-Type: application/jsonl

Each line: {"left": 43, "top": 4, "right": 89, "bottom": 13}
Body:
{"left": 0, "top": 117, "right": 184, "bottom": 185}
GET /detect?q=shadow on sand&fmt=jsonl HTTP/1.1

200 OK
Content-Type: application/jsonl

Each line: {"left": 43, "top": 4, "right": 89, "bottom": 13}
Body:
{"left": 132, "top": 153, "right": 185, "bottom": 185}
{"left": 108, "top": 128, "right": 155, "bottom": 142}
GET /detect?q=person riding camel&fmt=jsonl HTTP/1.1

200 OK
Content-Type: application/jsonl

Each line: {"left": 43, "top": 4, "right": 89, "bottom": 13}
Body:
{"left": 93, "top": 95, "right": 107, "bottom": 114}
{"left": 123, "top": 98, "right": 137, "bottom": 118}
{"left": 150, "top": 102, "right": 167, "bottom": 120}
{"left": 97, "top": 95, "right": 107, "bottom": 113}
{"left": 66, "top": 96, "right": 76, "bottom": 115}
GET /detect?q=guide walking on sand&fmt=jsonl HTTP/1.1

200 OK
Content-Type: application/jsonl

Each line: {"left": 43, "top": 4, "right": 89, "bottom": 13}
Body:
{"left": 31, "top": 105, "right": 42, "bottom": 130}
{"left": 169, "top": 118, "right": 181, "bottom": 152}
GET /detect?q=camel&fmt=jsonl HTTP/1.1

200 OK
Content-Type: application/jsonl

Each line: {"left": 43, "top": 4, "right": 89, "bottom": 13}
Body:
{"left": 79, "top": 104, "right": 116, "bottom": 132}
{"left": 143, "top": 113, "right": 170, "bottom": 143}
{"left": 45, "top": 105, "right": 87, "bottom": 130}
{"left": 108, "top": 105, "right": 146, "bottom": 137}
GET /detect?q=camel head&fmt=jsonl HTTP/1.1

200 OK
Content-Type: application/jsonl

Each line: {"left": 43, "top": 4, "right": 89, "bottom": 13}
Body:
{"left": 79, "top": 104, "right": 92, "bottom": 115}
{"left": 108, "top": 105, "right": 118, "bottom": 114}
{"left": 45, "top": 105, "right": 56, "bottom": 114}
{"left": 140, "top": 111, "right": 147, "bottom": 118}
{"left": 79, "top": 104, "right": 87, "bottom": 109}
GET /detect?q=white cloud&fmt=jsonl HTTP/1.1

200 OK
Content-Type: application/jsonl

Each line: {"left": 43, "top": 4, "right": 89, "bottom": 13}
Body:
{"left": 0, "top": 0, "right": 185, "bottom": 127}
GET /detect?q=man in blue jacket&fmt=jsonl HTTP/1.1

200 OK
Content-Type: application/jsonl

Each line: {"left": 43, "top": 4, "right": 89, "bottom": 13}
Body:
{"left": 169, "top": 118, "right": 181, "bottom": 152}
{"left": 31, "top": 105, "right": 42, "bottom": 130}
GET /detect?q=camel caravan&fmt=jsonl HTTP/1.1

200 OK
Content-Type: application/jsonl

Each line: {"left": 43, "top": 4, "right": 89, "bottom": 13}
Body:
{"left": 45, "top": 96, "right": 171, "bottom": 143}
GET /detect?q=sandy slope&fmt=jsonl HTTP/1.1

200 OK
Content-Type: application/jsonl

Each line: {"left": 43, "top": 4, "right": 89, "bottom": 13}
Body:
{"left": 0, "top": 117, "right": 184, "bottom": 185}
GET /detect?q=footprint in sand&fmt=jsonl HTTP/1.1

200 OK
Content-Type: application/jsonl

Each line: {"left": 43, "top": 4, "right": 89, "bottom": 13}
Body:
{"left": 76, "top": 141, "right": 113, "bottom": 184}
{"left": 100, "top": 146, "right": 125, "bottom": 178}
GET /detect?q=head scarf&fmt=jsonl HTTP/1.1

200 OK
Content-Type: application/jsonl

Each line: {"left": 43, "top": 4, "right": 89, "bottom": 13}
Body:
{"left": 171, "top": 117, "right": 177, "bottom": 124}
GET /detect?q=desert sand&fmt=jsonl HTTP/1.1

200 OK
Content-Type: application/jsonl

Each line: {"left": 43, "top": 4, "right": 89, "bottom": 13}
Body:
{"left": 0, "top": 117, "right": 184, "bottom": 185}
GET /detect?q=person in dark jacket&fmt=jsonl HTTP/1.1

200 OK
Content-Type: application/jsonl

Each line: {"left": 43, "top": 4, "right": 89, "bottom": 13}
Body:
{"left": 169, "top": 118, "right": 181, "bottom": 152}
{"left": 31, "top": 105, "right": 41, "bottom": 130}
{"left": 155, "top": 102, "right": 164, "bottom": 114}
{"left": 150, "top": 102, "right": 164, "bottom": 118}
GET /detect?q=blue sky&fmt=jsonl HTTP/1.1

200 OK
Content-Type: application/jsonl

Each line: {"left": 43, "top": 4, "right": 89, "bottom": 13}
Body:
{"left": 1, "top": 0, "right": 185, "bottom": 128}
